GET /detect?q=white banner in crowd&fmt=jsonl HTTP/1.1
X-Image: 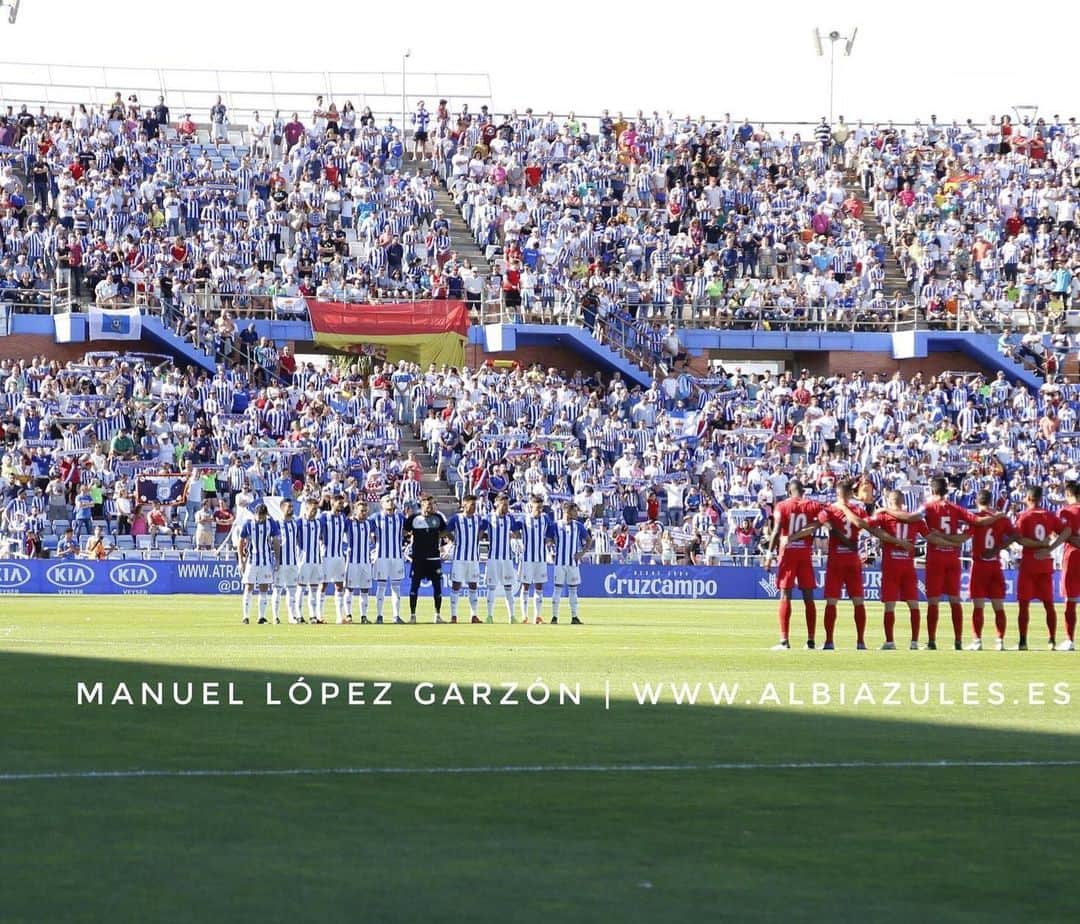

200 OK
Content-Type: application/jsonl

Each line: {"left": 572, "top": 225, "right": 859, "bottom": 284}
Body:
{"left": 272, "top": 296, "right": 308, "bottom": 316}
{"left": 88, "top": 307, "right": 142, "bottom": 341}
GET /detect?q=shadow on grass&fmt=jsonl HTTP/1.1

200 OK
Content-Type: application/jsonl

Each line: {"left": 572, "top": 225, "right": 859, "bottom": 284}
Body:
{"left": 1, "top": 649, "right": 1078, "bottom": 924}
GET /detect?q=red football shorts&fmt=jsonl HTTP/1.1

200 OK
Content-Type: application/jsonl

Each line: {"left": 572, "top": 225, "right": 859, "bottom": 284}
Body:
{"left": 969, "top": 564, "right": 1006, "bottom": 601}
{"left": 924, "top": 557, "right": 961, "bottom": 598}
{"left": 823, "top": 557, "right": 863, "bottom": 599}
{"left": 880, "top": 563, "right": 918, "bottom": 603}
{"left": 776, "top": 553, "right": 816, "bottom": 591}
{"left": 1061, "top": 557, "right": 1080, "bottom": 599}
{"left": 1017, "top": 570, "right": 1054, "bottom": 604}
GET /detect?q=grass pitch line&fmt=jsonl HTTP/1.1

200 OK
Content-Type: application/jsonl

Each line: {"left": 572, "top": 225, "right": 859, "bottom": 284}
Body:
{"left": 4, "top": 758, "right": 1080, "bottom": 782}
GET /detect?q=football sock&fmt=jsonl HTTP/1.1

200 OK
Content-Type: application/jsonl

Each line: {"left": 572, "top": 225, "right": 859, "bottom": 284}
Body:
{"left": 909, "top": 606, "right": 921, "bottom": 642}
{"left": 359, "top": 592, "right": 368, "bottom": 619}
{"left": 950, "top": 601, "right": 964, "bottom": 644}
{"left": 502, "top": 587, "right": 514, "bottom": 620}
{"left": 449, "top": 588, "right": 459, "bottom": 619}
{"left": 271, "top": 587, "right": 280, "bottom": 620}
{"left": 552, "top": 585, "right": 563, "bottom": 621}
{"left": 884, "top": 610, "right": 896, "bottom": 643}
{"left": 257, "top": 593, "right": 267, "bottom": 622}
{"left": 409, "top": 592, "right": 418, "bottom": 615}
{"left": 926, "top": 602, "right": 939, "bottom": 642}
{"left": 994, "top": 608, "right": 1007, "bottom": 639}
{"left": 432, "top": 584, "right": 442, "bottom": 615}
{"left": 532, "top": 589, "right": 541, "bottom": 621}
{"left": 972, "top": 605, "right": 984, "bottom": 639}
{"left": 334, "top": 591, "right": 342, "bottom": 621}
{"left": 376, "top": 584, "right": 386, "bottom": 619}
{"left": 778, "top": 597, "right": 792, "bottom": 641}
{"left": 1018, "top": 601, "right": 1030, "bottom": 642}
{"left": 823, "top": 603, "right": 837, "bottom": 645}
{"left": 1066, "top": 601, "right": 1077, "bottom": 641}
{"left": 343, "top": 590, "right": 352, "bottom": 618}
{"left": 390, "top": 589, "right": 401, "bottom": 620}
{"left": 853, "top": 603, "right": 867, "bottom": 645}
{"left": 568, "top": 586, "right": 579, "bottom": 618}
{"left": 468, "top": 588, "right": 479, "bottom": 617}
{"left": 242, "top": 589, "right": 251, "bottom": 620}
{"left": 1045, "top": 604, "right": 1057, "bottom": 644}
{"left": 804, "top": 599, "right": 817, "bottom": 641}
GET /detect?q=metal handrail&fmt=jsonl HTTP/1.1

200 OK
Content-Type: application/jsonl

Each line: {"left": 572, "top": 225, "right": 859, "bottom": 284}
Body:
{"left": 0, "top": 61, "right": 493, "bottom": 128}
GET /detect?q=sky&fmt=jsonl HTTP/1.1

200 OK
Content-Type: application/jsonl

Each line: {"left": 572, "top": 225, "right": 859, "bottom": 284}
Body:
{"left": 1, "top": 0, "right": 1077, "bottom": 127}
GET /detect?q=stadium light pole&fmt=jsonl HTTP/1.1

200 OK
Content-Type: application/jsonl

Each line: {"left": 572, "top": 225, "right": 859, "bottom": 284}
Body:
{"left": 401, "top": 49, "right": 412, "bottom": 138}
{"left": 813, "top": 27, "right": 857, "bottom": 124}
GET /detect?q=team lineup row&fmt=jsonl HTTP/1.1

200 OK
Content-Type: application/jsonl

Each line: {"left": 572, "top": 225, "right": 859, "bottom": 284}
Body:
{"left": 235, "top": 492, "right": 591, "bottom": 626}
{"left": 766, "top": 477, "right": 1080, "bottom": 652}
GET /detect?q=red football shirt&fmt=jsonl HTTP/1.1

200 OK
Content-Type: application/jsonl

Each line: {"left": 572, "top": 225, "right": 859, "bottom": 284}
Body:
{"left": 923, "top": 499, "right": 978, "bottom": 562}
{"left": 1014, "top": 507, "right": 1066, "bottom": 575}
{"left": 774, "top": 497, "right": 824, "bottom": 554}
{"left": 1057, "top": 504, "right": 1080, "bottom": 569}
{"left": 817, "top": 501, "right": 865, "bottom": 557}
{"left": 970, "top": 515, "right": 1014, "bottom": 564}
{"left": 865, "top": 512, "right": 927, "bottom": 565}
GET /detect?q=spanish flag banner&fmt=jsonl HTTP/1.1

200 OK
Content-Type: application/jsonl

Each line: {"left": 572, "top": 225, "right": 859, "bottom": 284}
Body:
{"left": 306, "top": 300, "right": 470, "bottom": 368}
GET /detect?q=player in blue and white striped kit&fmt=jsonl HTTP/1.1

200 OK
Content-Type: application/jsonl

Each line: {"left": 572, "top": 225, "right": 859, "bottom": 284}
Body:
{"left": 370, "top": 495, "right": 406, "bottom": 624}
{"left": 344, "top": 501, "right": 376, "bottom": 624}
{"left": 320, "top": 497, "right": 351, "bottom": 623}
{"left": 549, "top": 502, "right": 591, "bottom": 625}
{"left": 485, "top": 493, "right": 521, "bottom": 624}
{"left": 273, "top": 499, "right": 303, "bottom": 624}
{"left": 296, "top": 498, "right": 326, "bottom": 624}
{"left": 239, "top": 504, "right": 280, "bottom": 625}
{"left": 445, "top": 494, "right": 487, "bottom": 623}
{"left": 518, "top": 496, "right": 554, "bottom": 624}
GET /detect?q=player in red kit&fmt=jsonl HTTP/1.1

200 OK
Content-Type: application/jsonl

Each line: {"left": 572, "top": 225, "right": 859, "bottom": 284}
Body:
{"left": 841, "top": 490, "right": 924, "bottom": 649}
{"left": 1012, "top": 485, "right": 1071, "bottom": 650}
{"left": 1052, "top": 481, "right": 1080, "bottom": 651}
{"left": 922, "top": 476, "right": 1009, "bottom": 650}
{"left": 764, "top": 480, "right": 824, "bottom": 649}
{"left": 816, "top": 480, "right": 914, "bottom": 650}
{"left": 967, "top": 489, "right": 1014, "bottom": 651}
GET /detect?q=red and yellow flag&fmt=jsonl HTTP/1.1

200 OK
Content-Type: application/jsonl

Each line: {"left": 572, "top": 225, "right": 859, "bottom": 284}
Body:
{"left": 306, "top": 300, "right": 470, "bottom": 367}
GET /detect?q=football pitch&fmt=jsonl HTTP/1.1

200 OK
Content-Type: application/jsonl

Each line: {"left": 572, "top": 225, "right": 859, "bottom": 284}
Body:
{"left": 2, "top": 597, "right": 1078, "bottom": 923}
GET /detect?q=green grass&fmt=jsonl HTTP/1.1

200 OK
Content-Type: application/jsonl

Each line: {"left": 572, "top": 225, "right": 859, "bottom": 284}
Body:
{"left": 2, "top": 597, "right": 1078, "bottom": 923}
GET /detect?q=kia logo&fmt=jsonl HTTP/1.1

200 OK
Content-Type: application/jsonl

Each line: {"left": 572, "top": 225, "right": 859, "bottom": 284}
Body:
{"left": 45, "top": 563, "right": 94, "bottom": 589}
{"left": 0, "top": 563, "right": 31, "bottom": 589}
{"left": 109, "top": 564, "right": 157, "bottom": 590}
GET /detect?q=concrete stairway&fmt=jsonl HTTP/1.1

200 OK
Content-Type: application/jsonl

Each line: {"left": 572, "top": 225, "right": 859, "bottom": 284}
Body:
{"left": 844, "top": 169, "right": 911, "bottom": 298}
{"left": 430, "top": 178, "right": 493, "bottom": 276}
{"left": 399, "top": 433, "right": 460, "bottom": 513}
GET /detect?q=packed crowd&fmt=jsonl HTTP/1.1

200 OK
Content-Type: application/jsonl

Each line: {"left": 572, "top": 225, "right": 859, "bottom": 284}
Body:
{"left": 853, "top": 114, "right": 1080, "bottom": 330}
{"left": 2, "top": 91, "right": 1077, "bottom": 343}
{"left": 0, "top": 92, "right": 493, "bottom": 319}
{"left": 7, "top": 340, "right": 1080, "bottom": 569}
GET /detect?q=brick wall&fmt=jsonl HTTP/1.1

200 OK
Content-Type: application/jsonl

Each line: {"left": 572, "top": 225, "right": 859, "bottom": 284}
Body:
{"left": 465, "top": 343, "right": 614, "bottom": 376}
{"left": 792, "top": 350, "right": 989, "bottom": 379}
{"left": 0, "top": 334, "right": 147, "bottom": 364}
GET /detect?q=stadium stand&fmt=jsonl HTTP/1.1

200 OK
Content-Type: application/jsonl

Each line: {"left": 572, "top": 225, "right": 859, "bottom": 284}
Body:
{"left": 3, "top": 86, "right": 1080, "bottom": 566}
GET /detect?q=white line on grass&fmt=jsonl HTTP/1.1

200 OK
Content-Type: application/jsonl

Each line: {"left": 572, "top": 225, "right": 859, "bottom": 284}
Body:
{"left": 3, "top": 758, "right": 1079, "bottom": 782}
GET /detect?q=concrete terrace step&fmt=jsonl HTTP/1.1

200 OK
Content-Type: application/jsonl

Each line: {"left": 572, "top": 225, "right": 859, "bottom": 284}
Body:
{"left": 430, "top": 182, "right": 493, "bottom": 276}
{"left": 843, "top": 169, "right": 910, "bottom": 298}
